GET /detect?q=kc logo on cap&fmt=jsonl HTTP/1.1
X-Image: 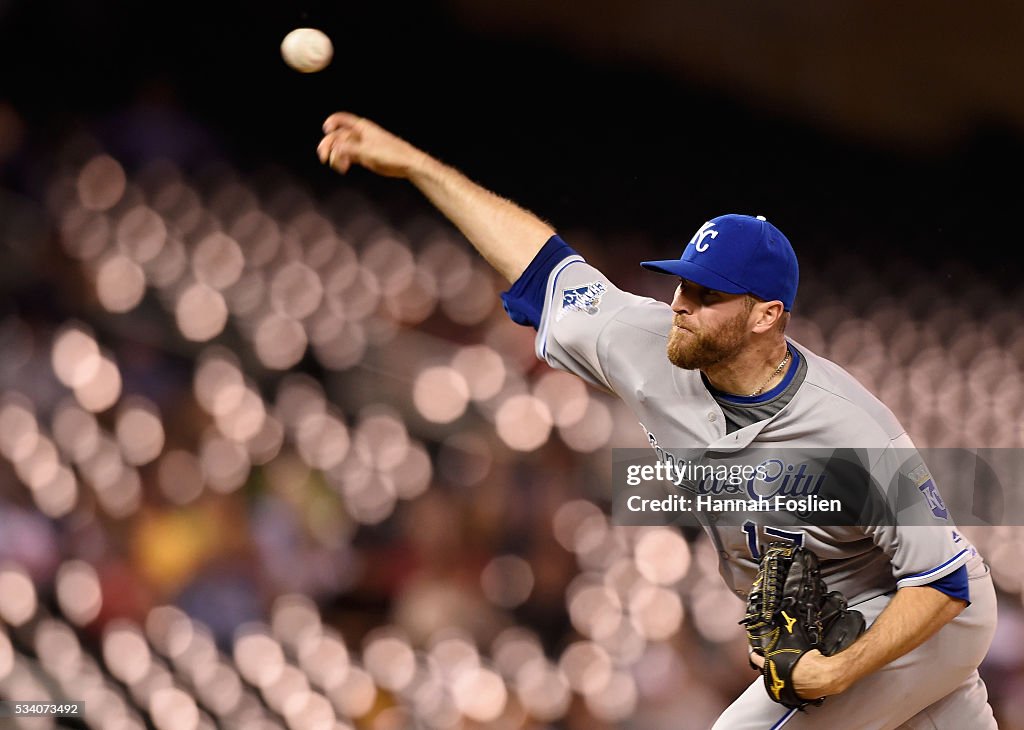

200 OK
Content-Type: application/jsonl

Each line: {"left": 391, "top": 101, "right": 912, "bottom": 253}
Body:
{"left": 639, "top": 213, "right": 800, "bottom": 311}
{"left": 691, "top": 221, "right": 719, "bottom": 252}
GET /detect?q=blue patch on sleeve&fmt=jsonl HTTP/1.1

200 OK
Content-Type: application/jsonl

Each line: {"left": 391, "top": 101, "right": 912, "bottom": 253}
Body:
{"left": 500, "top": 235, "right": 579, "bottom": 329}
{"left": 927, "top": 565, "right": 970, "bottom": 605}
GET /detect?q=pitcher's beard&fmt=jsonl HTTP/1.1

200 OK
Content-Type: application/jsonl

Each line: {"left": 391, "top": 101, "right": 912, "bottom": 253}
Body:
{"left": 666, "top": 310, "right": 749, "bottom": 370}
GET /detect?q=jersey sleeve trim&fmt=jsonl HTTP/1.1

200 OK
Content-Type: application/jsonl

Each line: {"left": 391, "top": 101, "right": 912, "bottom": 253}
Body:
{"left": 921, "top": 564, "right": 970, "bottom": 604}
{"left": 499, "top": 235, "right": 580, "bottom": 329}
{"left": 895, "top": 549, "right": 969, "bottom": 588}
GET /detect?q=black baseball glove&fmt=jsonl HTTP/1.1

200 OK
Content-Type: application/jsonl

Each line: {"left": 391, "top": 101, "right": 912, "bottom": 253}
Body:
{"left": 739, "top": 542, "right": 866, "bottom": 710}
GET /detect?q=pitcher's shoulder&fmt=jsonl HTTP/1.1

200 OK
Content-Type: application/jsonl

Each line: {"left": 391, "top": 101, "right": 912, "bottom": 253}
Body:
{"left": 791, "top": 340, "right": 905, "bottom": 440}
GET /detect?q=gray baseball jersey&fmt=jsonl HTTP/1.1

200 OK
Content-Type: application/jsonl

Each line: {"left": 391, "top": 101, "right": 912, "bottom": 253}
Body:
{"left": 526, "top": 252, "right": 996, "bottom": 728}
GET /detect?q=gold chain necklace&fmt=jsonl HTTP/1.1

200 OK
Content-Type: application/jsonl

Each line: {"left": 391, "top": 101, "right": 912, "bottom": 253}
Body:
{"left": 748, "top": 349, "right": 791, "bottom": 397}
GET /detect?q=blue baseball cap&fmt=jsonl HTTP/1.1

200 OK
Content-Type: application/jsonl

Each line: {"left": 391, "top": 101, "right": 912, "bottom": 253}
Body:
{"left": 640, "top": 214, "right": 799, "bottom": 311}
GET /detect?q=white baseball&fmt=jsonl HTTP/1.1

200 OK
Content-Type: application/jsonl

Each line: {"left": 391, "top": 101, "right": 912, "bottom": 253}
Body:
{"left": 280, "top": 28, "right": 334, "bottom": 73}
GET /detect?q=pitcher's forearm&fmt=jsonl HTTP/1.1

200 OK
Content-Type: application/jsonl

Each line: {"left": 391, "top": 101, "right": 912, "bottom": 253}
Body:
{"left": 409, "top": 155, "right": 555, "bottom": 283}
{"left": 319, "top": 112, "right": 555, "bottom": 283}
{"left": 825, "top": 585, "right": 966, "bottom": 693}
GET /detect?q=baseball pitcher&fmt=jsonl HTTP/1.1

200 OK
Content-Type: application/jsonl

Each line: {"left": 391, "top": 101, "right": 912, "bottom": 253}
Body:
{"left": 317, "top": 113, "right": 998, "bottom": 729}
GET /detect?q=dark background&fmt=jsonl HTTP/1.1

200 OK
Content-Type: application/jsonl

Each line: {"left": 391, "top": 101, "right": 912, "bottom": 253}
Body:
{"left": 2, "top": 0, "right": 1023, "bottom": 291}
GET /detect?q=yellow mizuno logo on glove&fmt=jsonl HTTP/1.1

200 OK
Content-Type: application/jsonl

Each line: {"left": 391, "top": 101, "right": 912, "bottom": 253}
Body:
{"left": 781, "top": 611, "right": 797, "bottom": 634}
{"left": 769, "top": 660, "right": 786, "bottom": 700}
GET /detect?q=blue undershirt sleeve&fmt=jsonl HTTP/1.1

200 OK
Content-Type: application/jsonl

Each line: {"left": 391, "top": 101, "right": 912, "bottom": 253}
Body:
{"left": 499, "top": 235, "right": 579, "bottom": 329}
{"left": 925, "top": 564, "right": 970, "bottom": 605}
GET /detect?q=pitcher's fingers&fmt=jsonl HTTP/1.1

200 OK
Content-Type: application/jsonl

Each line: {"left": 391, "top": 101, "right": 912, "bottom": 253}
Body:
{"left": 321, "top": 143, "right": 350, "bottom": 173}
{"left": 317, "top": 129, "right": 354, "bottom": 164}
{"left": 317, "top": 134, "right": 341, "bottom": 164}
{"left": 326, "top": 147, "right": 351, "bottom": 173}
{"left": 323, "top": 111, "right": 362, "bottom": 134}
{"left": 317, "top": 136, "right": 333, "bottom": 164}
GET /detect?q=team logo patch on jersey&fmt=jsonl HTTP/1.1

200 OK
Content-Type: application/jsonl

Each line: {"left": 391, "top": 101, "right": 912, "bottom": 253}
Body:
{"left": 909, "top": 464, "right": 949, "bottom": 520}
{"left": 556, "top": 281, "right": 607, "bottom": 321}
